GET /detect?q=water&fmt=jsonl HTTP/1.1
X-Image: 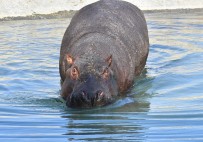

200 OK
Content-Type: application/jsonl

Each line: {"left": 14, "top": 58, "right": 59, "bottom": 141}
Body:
{"left": 0, "top": 10, "right": 203, "bottom": 141}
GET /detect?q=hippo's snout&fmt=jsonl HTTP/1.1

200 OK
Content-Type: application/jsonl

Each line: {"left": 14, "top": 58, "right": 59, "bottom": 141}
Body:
{"left": 67, "top": 90, "right": 106, "bottom": 108}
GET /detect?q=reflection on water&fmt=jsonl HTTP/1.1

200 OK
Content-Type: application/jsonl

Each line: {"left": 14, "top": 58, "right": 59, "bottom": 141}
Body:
{"left": 0, "top": 10, "right": 203, "bottom": 141}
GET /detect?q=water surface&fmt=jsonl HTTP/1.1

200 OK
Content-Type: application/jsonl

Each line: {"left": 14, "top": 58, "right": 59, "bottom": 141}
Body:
{"left": 0, "top": 11, "right": 203, "bottom": 141}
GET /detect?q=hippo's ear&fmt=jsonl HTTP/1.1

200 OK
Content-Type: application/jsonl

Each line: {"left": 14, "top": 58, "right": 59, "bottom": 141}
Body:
{"left": 105, "top": 55, "right": 112, "bottom": 67}
{"left": 66, "top": 54, "right": 74, "bottom": 65}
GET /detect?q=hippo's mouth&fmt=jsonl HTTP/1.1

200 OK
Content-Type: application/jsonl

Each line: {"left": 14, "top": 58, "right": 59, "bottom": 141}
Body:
{"left": 66, "top": 93, "right": 115, "bottom": 108}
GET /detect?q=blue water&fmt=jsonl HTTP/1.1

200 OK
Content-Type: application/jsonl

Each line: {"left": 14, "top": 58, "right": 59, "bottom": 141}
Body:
{"left": 0, "top": 11, "right": 203, "bottom": 141}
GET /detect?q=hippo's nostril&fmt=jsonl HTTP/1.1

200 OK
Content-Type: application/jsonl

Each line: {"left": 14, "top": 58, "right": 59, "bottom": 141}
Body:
{"left": 81, "top": 91, "right": 86, "bottom": 97}
{"left": 81, "top": 91, "right": 90, "bottom": 103}
{"left": 96, "top": 90, "right": 104, "bottom": 102}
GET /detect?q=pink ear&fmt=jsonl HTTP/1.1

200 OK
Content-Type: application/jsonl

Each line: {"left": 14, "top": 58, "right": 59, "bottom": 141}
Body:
{"left": 105, "top": 55, "right": 112, "bottom": 67}
{"left": 66, "top": 54, "right": 74, "bottom": 65}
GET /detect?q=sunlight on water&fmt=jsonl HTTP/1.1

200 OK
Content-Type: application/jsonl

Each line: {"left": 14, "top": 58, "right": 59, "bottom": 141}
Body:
{"left": 0, "top": 10, "right": 203, "bottom": 141}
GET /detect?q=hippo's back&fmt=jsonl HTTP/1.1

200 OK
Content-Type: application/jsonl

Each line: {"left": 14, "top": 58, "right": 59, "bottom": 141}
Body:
{"left": 60, "top": 0, "right": 149, "bottom": 92}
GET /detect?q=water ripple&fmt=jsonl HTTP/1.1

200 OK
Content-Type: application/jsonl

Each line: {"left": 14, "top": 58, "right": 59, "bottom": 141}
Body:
{"left": 0, "top": 11, "right": 203, "bottom": 141}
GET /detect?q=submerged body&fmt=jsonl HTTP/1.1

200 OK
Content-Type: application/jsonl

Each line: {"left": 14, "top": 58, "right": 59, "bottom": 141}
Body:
{"left": 59, "top": 0, "right": 149, "bottom": 108}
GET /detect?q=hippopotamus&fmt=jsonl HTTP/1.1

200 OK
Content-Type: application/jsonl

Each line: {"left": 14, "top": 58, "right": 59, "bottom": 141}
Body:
{"left": 59, "top": 0, "right": 149, "bottom": 108}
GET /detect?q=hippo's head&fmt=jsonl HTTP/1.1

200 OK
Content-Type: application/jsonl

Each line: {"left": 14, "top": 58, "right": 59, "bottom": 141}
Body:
{"left": 61, "top": 54, "right": 118, "bottom": 108}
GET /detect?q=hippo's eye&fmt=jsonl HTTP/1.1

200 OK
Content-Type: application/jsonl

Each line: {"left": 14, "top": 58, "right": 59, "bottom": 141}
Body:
{"left": 71, "top": 67, "right": 79, "bottom": 80}
{"left": 102, "top": 67, "right": 109, "bottom": 79}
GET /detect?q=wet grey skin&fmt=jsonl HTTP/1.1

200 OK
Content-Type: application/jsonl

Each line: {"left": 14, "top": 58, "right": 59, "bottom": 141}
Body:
{"left": 59, "top": 0, "right": 149, "bottom": 108}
